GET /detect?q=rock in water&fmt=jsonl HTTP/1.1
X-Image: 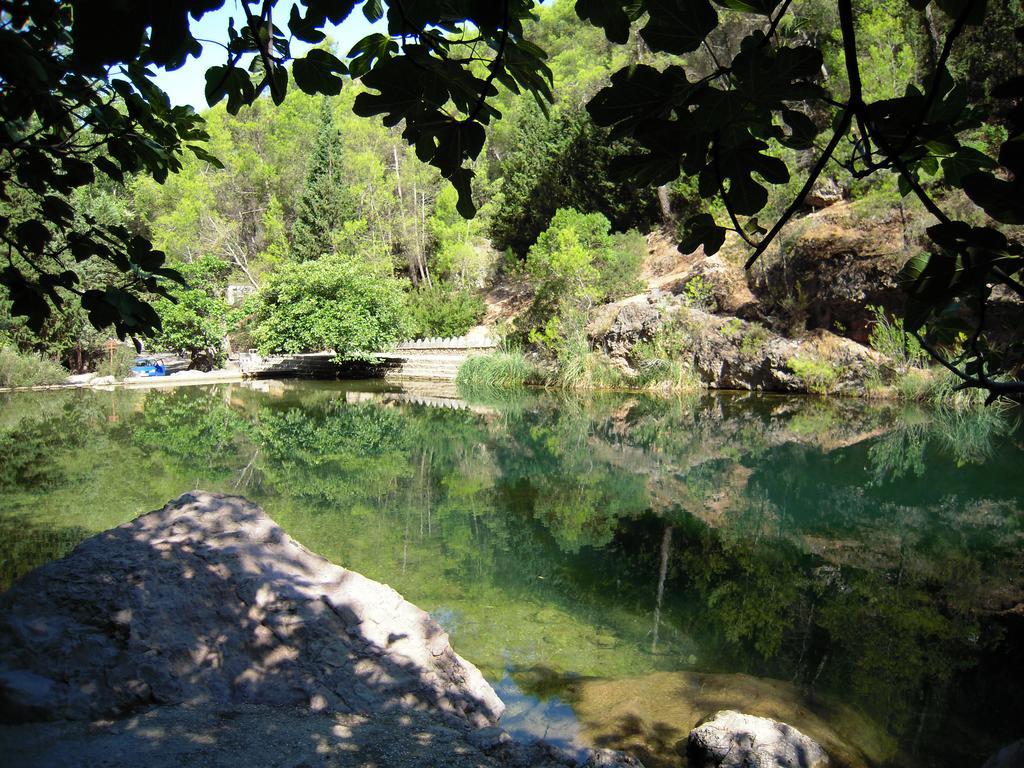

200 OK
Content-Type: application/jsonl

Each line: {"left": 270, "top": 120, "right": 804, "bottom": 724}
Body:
{"left": 982, "top": 740, "right": 1024, "bottom": 768}
{"left": 0, "top": 492, "right": 503, "bottom": 727}
{"left": 688, "top": 709, "right": 830, "bottom": 768}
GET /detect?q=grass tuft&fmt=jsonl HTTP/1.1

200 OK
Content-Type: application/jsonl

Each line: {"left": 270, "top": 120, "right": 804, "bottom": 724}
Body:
{"left": 456, "top": 351, "right": 540, "bottom": 392}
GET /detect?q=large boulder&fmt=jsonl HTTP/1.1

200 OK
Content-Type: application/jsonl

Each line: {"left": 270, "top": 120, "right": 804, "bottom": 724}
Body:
{"left": 659, "top": 254, "right": 758, "bottom": 315}
{"left": 588, "top": 295, "right": 663, "bottom": 360}
{"left": 589, "top": 299, "right": 886, "bottom": 394}
{"left": 0, "top": 493, "right": 644, "bottom": 768}
{"left": 751, "top": 203, "right": 905, "bottom": 341}
{"left": 687, "top": 710, "right": 830, "bottom": 768}
{"left": 0, "top": 492, "right": 502, "bottom": 727}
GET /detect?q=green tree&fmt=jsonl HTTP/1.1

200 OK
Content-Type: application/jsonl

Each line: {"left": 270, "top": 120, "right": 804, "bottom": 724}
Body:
{"left": 151, "top": 256, "right": 231, "bottom": 370}
{"left": 407, "top": 282, "right": 486, "bottom": 339}
{"left": 527, "top": 208, "right": 644, "bottom": 308}
{"left": 291, "top": 98, "right": 356, "bottom": 261}
{"left": 250, "top": 255, "right": 409, "bottom": 357}
{"left": 491, "top": 107, "right": 660, "bottom": 256}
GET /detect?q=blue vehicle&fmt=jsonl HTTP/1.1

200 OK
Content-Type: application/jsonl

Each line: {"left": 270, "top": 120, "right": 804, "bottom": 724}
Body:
{"left": 131, "top": 357, "right": 166, "bottom": 377}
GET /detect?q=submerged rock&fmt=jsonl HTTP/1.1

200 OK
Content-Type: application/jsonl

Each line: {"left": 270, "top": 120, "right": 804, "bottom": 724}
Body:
{"left": 573, "top": 670, "right": 890, "bottom": 768}
{"left": 687, "top": 710, "right": 830, "bottom": 768}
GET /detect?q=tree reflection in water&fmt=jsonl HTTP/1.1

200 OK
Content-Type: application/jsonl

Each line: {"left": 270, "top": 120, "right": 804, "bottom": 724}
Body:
{"left": 0, "top": 382, "right": 1021, "bottom": 766}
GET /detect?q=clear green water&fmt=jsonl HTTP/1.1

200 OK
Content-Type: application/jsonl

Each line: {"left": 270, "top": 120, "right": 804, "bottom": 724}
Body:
{"left": 1, "top": 381, "right": 1022, "bottom": 767}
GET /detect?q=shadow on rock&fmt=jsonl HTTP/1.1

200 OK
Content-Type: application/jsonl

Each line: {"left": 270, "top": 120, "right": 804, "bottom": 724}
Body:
{"left": 0, "top": 492, "right": 636, "bottom": 767}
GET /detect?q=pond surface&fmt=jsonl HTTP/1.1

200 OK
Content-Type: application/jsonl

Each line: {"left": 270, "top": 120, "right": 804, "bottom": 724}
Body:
{"left": 1, "top": 381, "right": 1022, "bottom": 767}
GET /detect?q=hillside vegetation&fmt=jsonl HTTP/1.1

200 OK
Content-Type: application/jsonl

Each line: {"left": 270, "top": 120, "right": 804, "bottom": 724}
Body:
{"left": 1, "top": 0, "right": 1020, "bottom": 399}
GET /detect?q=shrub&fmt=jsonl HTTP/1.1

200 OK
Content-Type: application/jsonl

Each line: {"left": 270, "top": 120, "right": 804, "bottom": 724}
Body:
{"left": 680, "top": 275, "right": 716, "bottom": 312}
{"left": 867, "top": 305, "right": 928, "bottom": 369}
{"left": 549, "top": 318, "right": 591, "bottom": 390}
{"left": 94, "top": 345, "right": 135, "bottom": 378}
{"left": 456, "top": 351, "right": 540, "bottom": 391}
{"left": 0, "top": 346, "right": 68, "bottom": 388}
{"left": 721, "top": 318, "right": 743, "bottom": 338}
{"left": 524, "top": 208, "right": 645, "bottom": 336}
{"left": 895, "top": 367, "right": 986, "bottom": 408}
{"left": 787, "top": 356, "right": 841, "bottom": 394}
{"left": 152, "top": 289, "right": 229, "bottom": 369}
{"left": 739, "top": 324, "right": 772, "bottom": 358}
{"left": 629, "top": 313, "right": 704, "bottom": 394}
{"left": 632, "top": 357, "right": 703, "bottom": 394}
{"left": 407, "top": 282, "right": 485, "bottom": 339}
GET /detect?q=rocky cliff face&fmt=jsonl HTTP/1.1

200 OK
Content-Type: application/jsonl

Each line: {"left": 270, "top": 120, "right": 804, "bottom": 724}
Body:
{"left": 749, "top": 202, "right": 907, "bottom": 342}
{"left": 588, "top": 296, "right": 887, "bottom": 394}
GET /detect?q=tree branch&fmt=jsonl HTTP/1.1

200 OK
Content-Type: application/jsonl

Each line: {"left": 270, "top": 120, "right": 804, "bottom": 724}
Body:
{"left": 467, "top": 0, "right": 510, "bottom": 125}
{"left": 743, "top": 108, "right": 852, "bottom": 269}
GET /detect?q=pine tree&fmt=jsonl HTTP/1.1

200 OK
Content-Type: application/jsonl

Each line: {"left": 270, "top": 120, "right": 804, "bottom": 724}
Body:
{"left": 290, "top": 98, "right": 355, "bottom": 261}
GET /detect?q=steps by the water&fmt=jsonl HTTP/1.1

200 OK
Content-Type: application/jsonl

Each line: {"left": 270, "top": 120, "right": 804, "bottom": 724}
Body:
{"left": 381, "top": 327, "right": 496, "bottom": 382}
{"left": 238, "top": 327, "right": 497, "bottom": 383}
{"left": 377, "top": 352, "right": 470, "bottom": 382}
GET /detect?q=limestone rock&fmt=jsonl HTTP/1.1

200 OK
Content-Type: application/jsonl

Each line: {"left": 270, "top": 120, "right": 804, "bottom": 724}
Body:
{"left": 664, "top": 254, "right": 757, "bottom": 315}
{"left": 589, "top": 299, "right": 886, "bottom": 394}
{"left": 751, "top": 202, "right": 904, "bottom": 341}
{"left": 0, "top": 492, "right": 503, "bottom": 727}
{"left": 688, "top": 710, "right": 830, "bottom": 768}
{"left": 588, "top": 295, "right": 663, "bottom": 360}
{"left": 804, "top": 177, "right": 845, "bottom": 208}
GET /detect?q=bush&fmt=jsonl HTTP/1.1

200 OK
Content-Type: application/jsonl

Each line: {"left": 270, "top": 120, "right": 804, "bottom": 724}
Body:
{"left": 527, "top": 209, "right": 644, "bottom": 304}
{"left": 628, "top": 312, "right": 704, "bottom": 393}
{"left": 0, "top": 347, "right": 68, "bottom": 388}
{"left": 787, "top": 356, "right": 841, "bottom": 394}
{"left": 680, "top": 275, "right": 716, "bottom": 312}
{"left": 94, "top": 345, "right": 135, "bottom": 378}
{"left": 251, "top": 255, "right": 409, "bottom": 359}
{"left": 152, "top": 289, "right": 229, "bottom": 370}
{"left": 456, "top": 351, "right": 540, "bottom": 391}
{"left": 867, "top": 305, "right": 929, "bottom": 368}
{"left": 739, "top": 323, "right": 772, "bottom": 358}
{"left": 632, "top": 357, "right": 703, "bottom": 394}
{"left": 407, "top": 282, "right": 485, "bottom": 339}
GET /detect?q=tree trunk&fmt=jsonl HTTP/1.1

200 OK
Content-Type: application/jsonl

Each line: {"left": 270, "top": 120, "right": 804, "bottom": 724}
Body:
{"left": 651, "top": 524, "right": 674, "bottom": 653}
{"left": 657, "top": 185, "right": 674, "bottom": 225}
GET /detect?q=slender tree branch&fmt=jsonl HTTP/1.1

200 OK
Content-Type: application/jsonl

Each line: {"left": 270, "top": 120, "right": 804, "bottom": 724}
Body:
{"left": 467, "top": 0, "right": 510, "bottom": 124}
{"left": 743, "top": 108, "right": 853, "bottom": 269}
{"left": 241, "top": 0, "right": 282, "bottom": 103}
{"left": 713, "top": 136, "right": 756, "bottom": 248}
{"left": 763, "top": 0, "right": 795, "bottom": 46}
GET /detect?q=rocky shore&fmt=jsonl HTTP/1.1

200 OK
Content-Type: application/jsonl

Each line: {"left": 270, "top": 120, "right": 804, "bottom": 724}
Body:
{"left": 0, "top": 492, "right": 637, "bottom": 767}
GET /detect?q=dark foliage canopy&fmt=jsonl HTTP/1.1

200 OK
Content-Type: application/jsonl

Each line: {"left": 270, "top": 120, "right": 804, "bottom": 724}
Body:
{"left": 2, "top": 0, "right": 1022, "bottom": 397}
